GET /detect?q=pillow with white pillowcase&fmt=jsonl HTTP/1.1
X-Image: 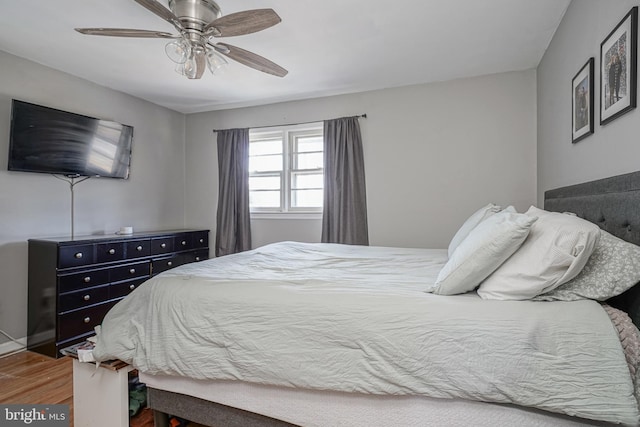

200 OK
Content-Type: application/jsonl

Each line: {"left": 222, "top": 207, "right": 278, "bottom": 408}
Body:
{"left": 430, "top": 210, "right": 537, "bottom": 295}
{"left": 478, "top": 206, "right": 601, "bottom": 300}
{"left": 448, "top": 203, "right": 502, "bottom": 258}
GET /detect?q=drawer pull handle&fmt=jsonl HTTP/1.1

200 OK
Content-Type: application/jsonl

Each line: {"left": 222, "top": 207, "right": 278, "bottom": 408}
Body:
{"left": 199, "top": 238, "right": 204, "bottom": 243}
{"left": 181, "top": 240, "right": 187, "bottom": 246}
{"left": 83, "top": 317, "right": 91, "bottom": 324}
{"left": 129, "top": 268, "right": 136, "bottom": 274}
{"left": 109, "top": 248, "right": 116, "bottom": 255}
{"left": 136, "top": 245, "right": 143, "bottom": 251}
{"left": 83, "top": 295, "right": 91, "bottom": 301}
{"left": 75, "top": 252, "right": 83, "bottom": 259}
{"left": 129, "top": 284, "right": 136, "bottom": 290}
{"left": 167, "top": 261, "right": 173, "bottom": 266}
{"left": 83, "top": 276, "right": 91, "bottom": 283}
{"left": 161, "top": 243, "right": 167, "bottom": 248}
{"left": 195, "top": 257, "right": 200, "bottom": 261}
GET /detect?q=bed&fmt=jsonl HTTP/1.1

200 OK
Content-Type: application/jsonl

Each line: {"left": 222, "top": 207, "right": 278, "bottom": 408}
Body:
{"left": 92, "top": 171, "right": 640, "bottom": 427}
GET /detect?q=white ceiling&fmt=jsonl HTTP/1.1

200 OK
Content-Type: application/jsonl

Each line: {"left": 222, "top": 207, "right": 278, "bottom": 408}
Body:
{"left": 0, "top": 0, "right": 570, "bottom": 114}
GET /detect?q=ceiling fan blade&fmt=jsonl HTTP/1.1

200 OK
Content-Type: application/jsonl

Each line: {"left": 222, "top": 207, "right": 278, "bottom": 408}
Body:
{"left": 214, "top": 43, "right": 288, "bottom": 77}
{"left": 193, "top": 51, "right": 207, "bottom": 79}
{"left": 133, "top": 0, "right": 182, "bottom": 28}
{"left": 205, "top": 9, "right": 281, "bottom": 37}
{"left": 75, "top": 28, "right": 178, "bottom": 38}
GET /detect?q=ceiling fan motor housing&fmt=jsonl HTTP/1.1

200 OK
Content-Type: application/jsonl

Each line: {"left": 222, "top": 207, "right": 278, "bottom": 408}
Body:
{"left": 168, "top": 0, "right": 221, "bottom": 30}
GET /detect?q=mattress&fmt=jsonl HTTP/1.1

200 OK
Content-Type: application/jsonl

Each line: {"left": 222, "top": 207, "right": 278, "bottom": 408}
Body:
{"left": 140, "top": 373, "right": 610, "bottom": 427}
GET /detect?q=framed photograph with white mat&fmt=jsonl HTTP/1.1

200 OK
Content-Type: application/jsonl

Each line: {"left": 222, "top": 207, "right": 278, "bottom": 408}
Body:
{"left": 572, "top": 58, "right": 594, "bottom": 143}
{"left": 600, "top": 6, "right": 637, "bottom": 125}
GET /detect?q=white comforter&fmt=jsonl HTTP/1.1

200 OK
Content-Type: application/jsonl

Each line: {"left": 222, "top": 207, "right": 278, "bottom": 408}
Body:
{"left": 93, "top": 242, "right": 639, "bottom": 425}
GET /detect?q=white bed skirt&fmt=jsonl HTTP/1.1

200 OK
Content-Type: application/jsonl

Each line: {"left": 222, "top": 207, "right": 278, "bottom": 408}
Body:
{"left": 139, "top": 373, "right": 610, "bottom": 427}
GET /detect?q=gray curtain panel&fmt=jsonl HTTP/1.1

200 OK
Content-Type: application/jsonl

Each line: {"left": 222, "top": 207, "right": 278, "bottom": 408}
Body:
{"left": 322, "top": 117, "right": 369, "bottom": 245}
{"left": 215, "top": 128, "right": 252, "bottom": 256}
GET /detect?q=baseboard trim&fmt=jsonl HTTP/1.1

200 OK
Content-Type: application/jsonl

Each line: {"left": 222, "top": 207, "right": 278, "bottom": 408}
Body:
{"left": 0, "top": 337, "right": 26, "bottom": 356}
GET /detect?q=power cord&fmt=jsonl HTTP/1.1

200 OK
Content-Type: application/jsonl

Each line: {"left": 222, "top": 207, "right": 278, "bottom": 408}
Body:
{"left": 0, "top": 328, "right": 25, "bottom": 359}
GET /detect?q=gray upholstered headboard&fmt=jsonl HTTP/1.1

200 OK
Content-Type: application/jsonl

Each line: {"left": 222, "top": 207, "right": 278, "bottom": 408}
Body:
{"left": 544, "top": 170, "right": 640, "bottom": 326}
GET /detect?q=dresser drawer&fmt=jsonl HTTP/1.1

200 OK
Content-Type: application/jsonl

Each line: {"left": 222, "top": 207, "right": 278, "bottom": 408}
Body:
{"left": 59, "top": 285, "right": 109, "bottom": 313}
{"left": 57, "top": 301, "right": 115, "bottom": 342}
{"left": 192, "top": 231, "right": 209, "bottom": 249}
{"left": 174, "top": 233, "right": 192, "bottom": 251}
{"left": 96, "top": 242, "right": 126, "bottom": 264}
{"left": 151, "top": 255, "right": 182, "bottom": 275}
{"left": 58, "top": 269, "right": 109, "bottom": 293}
{"left": 182, "top": 249, "right": 209, "bottom": 264}
{"left": 126, "top": 239, "right": 151, "bottom": 259}
{"left": 110, "top": 260, "right": 150, "bottom": 283}
{"left": 59, "top": 244, "right": 95, "bottom": 269}
{"left": 110, "top": 277, "right": 148, "bottom": 300}
{"left": 151, "top": 237, "right": 174, "bottom": 255}
{"left": 174, "top": 231, "right": 209, "bottom": 251}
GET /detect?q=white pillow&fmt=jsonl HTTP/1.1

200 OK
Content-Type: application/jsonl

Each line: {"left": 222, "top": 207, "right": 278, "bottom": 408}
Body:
{"left": 431, "top": 210, "right": 537, "bottom": 295}
{"left": 448, "top": 203, "right": 502, "bottom": 257}
{"left": 477, "top": 206, "right": 601, "bottom": 300}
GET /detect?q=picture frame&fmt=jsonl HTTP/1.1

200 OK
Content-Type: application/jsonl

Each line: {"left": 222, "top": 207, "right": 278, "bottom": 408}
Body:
{"left": 600, "top": 6, "right": 637, "bottom": 125}
{"left": 572, "top": 58, "right": 594, "bottom": 143}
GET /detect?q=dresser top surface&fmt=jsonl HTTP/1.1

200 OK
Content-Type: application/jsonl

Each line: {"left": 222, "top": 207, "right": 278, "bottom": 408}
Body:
{"left": 29, "top": 229, "right": 209, "bottom": 245}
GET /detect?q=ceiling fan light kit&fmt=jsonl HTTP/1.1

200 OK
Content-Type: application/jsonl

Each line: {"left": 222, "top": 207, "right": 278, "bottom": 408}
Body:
{"left": 75, "top": 0, "right": 287, "bottom": 79}
{"left": 165, "top": 39, "right": 189, "bottom": 63}
{"left": 206, "top": 49, "right": 228, "bottom": 75}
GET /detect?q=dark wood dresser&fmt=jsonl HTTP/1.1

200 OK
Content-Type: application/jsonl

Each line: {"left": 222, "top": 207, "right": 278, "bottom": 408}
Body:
{"left": 27, "top": 229, "right": 209, "bottom": 357}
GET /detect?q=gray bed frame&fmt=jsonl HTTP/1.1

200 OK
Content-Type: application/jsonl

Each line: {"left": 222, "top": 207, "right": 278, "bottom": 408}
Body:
{"left": 149, "top": 170, "right": 640, "bottom": 427}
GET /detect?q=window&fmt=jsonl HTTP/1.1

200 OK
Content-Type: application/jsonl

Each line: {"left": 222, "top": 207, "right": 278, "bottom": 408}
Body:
{"left": 249, "top": 123, "right": 324, "bottom": 214}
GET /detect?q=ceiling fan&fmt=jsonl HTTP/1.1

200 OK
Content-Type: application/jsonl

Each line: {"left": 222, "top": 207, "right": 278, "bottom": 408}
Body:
{"left": 75, "top": 0, "right": 287, "bottom": 79}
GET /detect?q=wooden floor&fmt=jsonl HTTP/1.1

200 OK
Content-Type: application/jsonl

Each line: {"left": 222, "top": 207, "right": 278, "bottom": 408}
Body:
{"left": 0, "top": 351, "right": 154, "bottom": 426}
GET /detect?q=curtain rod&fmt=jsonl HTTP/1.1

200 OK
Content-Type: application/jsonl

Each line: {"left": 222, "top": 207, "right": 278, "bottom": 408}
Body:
{"left": 212, "top": 114, "right": 367, "bottom": 133}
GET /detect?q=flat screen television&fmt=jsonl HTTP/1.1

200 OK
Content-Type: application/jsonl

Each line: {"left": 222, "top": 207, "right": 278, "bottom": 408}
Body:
{"left": 8, "top": 100, "right": 133, "bottom": 179}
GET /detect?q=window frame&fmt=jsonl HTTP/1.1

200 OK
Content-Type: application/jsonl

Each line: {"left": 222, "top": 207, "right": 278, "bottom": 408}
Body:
{"left": 249, "top": 123, "right": 324, "bottom": 217}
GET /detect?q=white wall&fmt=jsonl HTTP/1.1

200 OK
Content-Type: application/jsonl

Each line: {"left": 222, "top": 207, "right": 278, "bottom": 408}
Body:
{"left": 537, "top": 0, "right": 640, "bottom": 205}
{"left": 0, "top": 51, "right": 187, "bottom": 349}
{"left": 186, "top": 70, "right": 537, "bottom": 250}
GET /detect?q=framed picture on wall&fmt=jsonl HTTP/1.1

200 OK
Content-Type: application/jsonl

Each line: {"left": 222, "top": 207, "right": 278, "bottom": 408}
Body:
{"left": 572, "top": 58, "right": 594, "bottom": 143}
{"left": 600, "top": 6, "right": 637, "bottom": 125}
